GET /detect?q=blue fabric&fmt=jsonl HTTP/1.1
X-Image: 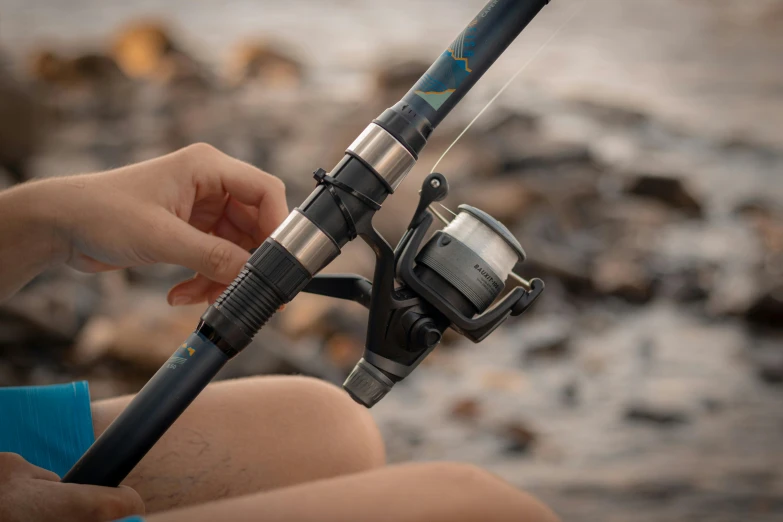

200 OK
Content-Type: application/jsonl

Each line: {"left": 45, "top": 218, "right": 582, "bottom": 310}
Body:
{"left": 0, "top": 381, "right": 95, "bottom": 478}
{"left": 0, "top": 381, "right": 146, "bottom": 521}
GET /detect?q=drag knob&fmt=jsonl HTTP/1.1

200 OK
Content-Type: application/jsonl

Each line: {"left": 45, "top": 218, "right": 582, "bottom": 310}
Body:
{"left": 410, "top": 319, "right": 442, "bottom": 350}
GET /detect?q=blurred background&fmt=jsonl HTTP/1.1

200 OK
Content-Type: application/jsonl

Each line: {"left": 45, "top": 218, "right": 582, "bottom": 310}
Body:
{"left": 1, "top": 0, "right": 782, "bottom": 520}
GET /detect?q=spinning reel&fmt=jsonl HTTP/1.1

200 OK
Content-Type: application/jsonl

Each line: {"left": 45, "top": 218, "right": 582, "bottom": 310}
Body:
{"left": 302, "top": 173, "right": 545, "bottom": 407}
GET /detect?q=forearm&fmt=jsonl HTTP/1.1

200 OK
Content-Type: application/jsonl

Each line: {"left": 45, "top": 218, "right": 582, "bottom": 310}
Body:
{"left": 0, "top": 181, "right": 66, "bottom": 302}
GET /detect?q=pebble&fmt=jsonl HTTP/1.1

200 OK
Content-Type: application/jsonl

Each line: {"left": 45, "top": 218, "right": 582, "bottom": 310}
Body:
{"left": 623, "top": 404, "right": 690, "bottom": 427}
{"left": 625, "top": 174, "right": 704, "bottom": 219}
{"left": 499, "top": 420, "right": 538, "bottom": 455}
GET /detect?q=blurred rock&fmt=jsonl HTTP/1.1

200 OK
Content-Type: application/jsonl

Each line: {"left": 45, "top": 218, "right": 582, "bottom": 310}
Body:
{"left": 217, "top": 329, "right": 343, "bottom": 384}
{"left": 752, "top": 340, "right": 783, "bottom": 385}
{"left": 324, "top": 333, "right": 364, "bottom": 373}
{"left": 734, "top": 199, "right": 783, "bottom": 274}
{"left": 0, "top": 65, "right": 46, "bottom": 182}
{"left": 500, "top": 141, "right": 594, "bottom": 174}
{"left": 661, "top": 267, "right": 714, "bottom": 303}
{"left": 734, "top": 199, "right": 781, "bottom": 219}
{"left": 0, "top": 270, "right": 102, "bottom": 344}
{"left": 560, "top": 380, "right": 580, "bottom": 407}
{"left": 110, "top": 20, "right": 209, "bottom": 90}
{"left": 374, "top": 60, "right": 429, "bottom": 101}
{"left": 74, "top": 298, "right": 203, "bottom": 369}
{"left": 156, "top": 52, "right": 212, "bottom": 90}
{"left": 416, "top": 134, "right": 502, "bottom": 182}
{"left": 592, "top": 253, "right": 656, "bottom": 303}
{"left": 452, "top": 177, "right": 538, "bottom": 225}
{"left": 228, "top": 41, "right": 303, "bottom": 88}
{"left": 480, "top": 110, "right": 593, "bottom": 176}
{"left": 623, "top": 404, "right": 689, "bottom": 427}
{"left": 449, "top": 397, "right": 482, "bottom": 422}
{"left": 574, "top": 99, "right": 650, "bottom": 128}
{"left": 499, "top": 420, "right": 538, "bottom": 454}
{"left": 29, "top": 51, "right": 126, "bottom": 87}
{"left": 525, "top": 240, "right": 594, "bottom": 296}
{"left": 700, "top": 397, "right": 725, "bottom": 414}
{"left": 625, "top": 174, "right": 704, "bottom": 219}
{"left": 482, "top": 110, "right": 539, "bottom": 137}
{"left": 0, "top": 166, "right": 13, "bottom": 189}
{"left": 480, "top": 369, "right": 527, "bottom": 392}
{"left": 745, "top": 285, "right": 783, "bottom": 330}
{"left": 598, "top": 199, "right": 674, "bottom": 230}
{"left": 111, "top": 20, "right": 178, "bottom": 79}
{"left": 519, "top": 317, "right": 573, "bottom": 362}
{"left": 279, "top": 294, "right": 367, "bottom": 340}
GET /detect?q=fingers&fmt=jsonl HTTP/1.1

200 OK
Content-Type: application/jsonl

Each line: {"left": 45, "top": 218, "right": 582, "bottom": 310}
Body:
{"left": 168, "top": 275, "right": 228, "bottom": 306}
{"left": 214, "top": 214, "right": 257, "bottom": 251}
{"left": 179, "top": 143, "right": 289, "bottom": 240}
{"left": 152, "top": 216, "right": 250, "bottom": 286}
{"left": 225, "top": 198, "right": 264, "bottom": 244}
{"left": 62, "top": 483, "right": 145, "bottom": 521}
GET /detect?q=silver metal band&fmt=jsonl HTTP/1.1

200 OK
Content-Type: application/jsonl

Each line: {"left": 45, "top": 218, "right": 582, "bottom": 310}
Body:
{"left": 346, "top": 124, "right": 416, "bottom": 191}
{"left": 270, "top": 210, "right": 339, "bottom": 275}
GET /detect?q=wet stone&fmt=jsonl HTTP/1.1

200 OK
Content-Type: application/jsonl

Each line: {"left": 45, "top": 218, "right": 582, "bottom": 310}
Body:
{"left": 28, "top": 51, "right": 126, "bottom": 88}
{"left": 228, "top": 40, "right": 303, "bottom": 88}
{"left": 750, "top": 338, "right": 783, "bottom": 385}
{"left": 623, "top": 403, "right": 690, "bottom": 427}
{"left": 0, "top": 66, "right": 46, "bottom": 182}
{"left": 591, "top": 254, "right": 657, "bottom": 304}
{"left": 449, "top": 397, "right": 482, "bottom": 422}
{"left": 499, "top": 420, "right": 538, "bottom": 455}
{"left": 625, "top": 174, "right": 704, "bottom": 219}
{"left": 745, "top": 285, "right": 783, "bottom": 330}
{"left": 111, "top": 20, "right": 179, "bottom": 79}
{"left": 374, "top": 60, "right": 429, "bottom": 101}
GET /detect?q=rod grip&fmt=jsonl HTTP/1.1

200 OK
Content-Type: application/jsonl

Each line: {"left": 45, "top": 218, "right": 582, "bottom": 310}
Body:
{"left": 62, "top": 333, "right": 229, "bottom": 486}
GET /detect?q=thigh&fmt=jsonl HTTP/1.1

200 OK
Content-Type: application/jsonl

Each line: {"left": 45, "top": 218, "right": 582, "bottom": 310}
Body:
{"left": 145, "top": 462, "right": 560, "bottom": 522}
{"left": 91, "top": 376, "right": 385, "bottom": 513}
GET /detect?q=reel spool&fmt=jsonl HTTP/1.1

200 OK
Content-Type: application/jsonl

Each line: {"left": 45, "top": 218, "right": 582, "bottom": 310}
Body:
{"left": 302, "top": 173, "right": 544, "bottom": 407}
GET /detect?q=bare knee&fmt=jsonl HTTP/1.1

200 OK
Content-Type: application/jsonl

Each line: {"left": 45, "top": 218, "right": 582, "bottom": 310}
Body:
{"left": 241, "top": 376, "right": 386, "bottom": 472}
{"left": 404, "top": 462, "right": 560, "bottom": 522}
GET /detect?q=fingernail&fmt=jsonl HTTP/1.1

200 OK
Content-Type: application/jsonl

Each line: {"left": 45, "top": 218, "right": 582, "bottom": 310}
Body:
{"left": 171, "top": 295, "right": 193, "bottom": 306}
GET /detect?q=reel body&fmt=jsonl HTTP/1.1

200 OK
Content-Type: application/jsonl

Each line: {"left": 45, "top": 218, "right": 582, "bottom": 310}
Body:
{"left": 302, "top": 173, "right": 544, "bottom": 407}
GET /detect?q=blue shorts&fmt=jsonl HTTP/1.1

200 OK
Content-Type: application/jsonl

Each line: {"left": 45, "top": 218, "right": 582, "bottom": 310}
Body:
{"left": 0, "top": 381, "right": 144, "bottom": 522}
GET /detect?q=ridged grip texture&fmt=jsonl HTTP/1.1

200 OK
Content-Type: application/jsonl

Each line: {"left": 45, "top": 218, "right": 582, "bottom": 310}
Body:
{"left": 343, "top": 359, "right": 394, "bottom": 408}
{"left": 211, "top": 239, "right": 312, "bottom": 339}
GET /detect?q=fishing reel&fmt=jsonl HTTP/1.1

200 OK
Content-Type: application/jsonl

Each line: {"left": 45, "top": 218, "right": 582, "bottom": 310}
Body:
{"left": 302, "top": 172, "right": 544, "bottom": 407}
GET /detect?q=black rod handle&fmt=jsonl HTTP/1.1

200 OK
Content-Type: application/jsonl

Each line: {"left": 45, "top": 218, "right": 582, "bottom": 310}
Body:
{"left": 63, "top": 333, "right": 229, "bottom": 486}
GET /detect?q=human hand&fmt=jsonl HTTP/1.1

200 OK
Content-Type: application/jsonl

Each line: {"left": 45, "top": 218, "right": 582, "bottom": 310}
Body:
{"left": 38, "top": 144, "right": 288, "bottom": 305}
{"left": 0, "top": 452, "right": 144, "bottom": 522}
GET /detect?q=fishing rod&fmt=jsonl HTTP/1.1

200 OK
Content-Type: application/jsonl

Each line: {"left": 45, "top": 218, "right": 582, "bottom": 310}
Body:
{"left": 64, "top": 0, "right": 550, "bottom": 487}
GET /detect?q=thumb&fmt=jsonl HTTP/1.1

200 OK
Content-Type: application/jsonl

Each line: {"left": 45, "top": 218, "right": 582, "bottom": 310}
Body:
{"left": 156, "top": 218, "right": 250, "bottom": 284}
{"left": 63, "top": 483, "right": 146, "bottom": 521}
{"left": 117, "top": 485, "right": 146, "bottom": 517}
{"left": 107, "top": 486, "right": 146, "bottom": 519}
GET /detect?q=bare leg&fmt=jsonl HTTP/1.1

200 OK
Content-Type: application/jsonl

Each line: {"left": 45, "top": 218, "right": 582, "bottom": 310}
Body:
{"left": 145, "top": 462, "right": 560, "bottom": 522}
{"left": 91, "top": 376, "right": 385, "bottom": 513}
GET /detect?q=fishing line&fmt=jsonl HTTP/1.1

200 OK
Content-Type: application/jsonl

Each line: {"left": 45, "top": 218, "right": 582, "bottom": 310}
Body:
{"left": 430, "top": 1, "right": 585, "bottom": 175}
{"left": 427, "top": 1, "right": 583, "bottom": 290}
